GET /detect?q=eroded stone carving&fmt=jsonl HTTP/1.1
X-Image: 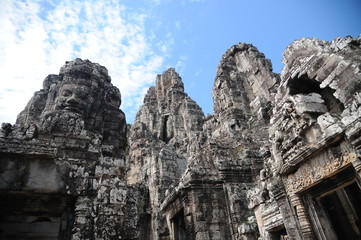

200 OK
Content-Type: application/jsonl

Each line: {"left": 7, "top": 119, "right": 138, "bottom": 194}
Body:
{"left": 0, "top": 59, "right": 146, "bottom": 240}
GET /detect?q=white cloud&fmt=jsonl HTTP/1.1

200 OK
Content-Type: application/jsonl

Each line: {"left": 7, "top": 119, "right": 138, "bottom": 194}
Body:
{"left": 0, "top": 0, "right": 164, "bottom": 124}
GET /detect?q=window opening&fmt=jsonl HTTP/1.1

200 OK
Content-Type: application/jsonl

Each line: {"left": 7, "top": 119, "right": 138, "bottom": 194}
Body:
{"left": 287, "top": 74, "right": 344, "bottom": 113}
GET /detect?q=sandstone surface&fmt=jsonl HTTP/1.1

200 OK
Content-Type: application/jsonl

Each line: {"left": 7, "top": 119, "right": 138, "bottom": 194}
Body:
{"left": 1, "top": 35, "right": 361, "bottom": 240}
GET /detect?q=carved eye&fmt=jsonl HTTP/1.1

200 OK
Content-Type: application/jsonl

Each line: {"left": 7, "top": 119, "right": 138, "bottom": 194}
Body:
{"left": 106, "top": 92, "right": 115, "bottom": 102}
{"left": 77, "top": 91, "right": 88, "bottom": 100}
{"left": 62, "top": 89, "right": 72, "bottom": 97}
{"left": 111, "top": 93, "right": 118, "bottom": 101}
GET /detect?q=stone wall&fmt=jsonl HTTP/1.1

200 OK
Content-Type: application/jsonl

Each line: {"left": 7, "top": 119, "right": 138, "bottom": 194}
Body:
{"left": 249, "top": 36, "right": 361, "bottom": 239}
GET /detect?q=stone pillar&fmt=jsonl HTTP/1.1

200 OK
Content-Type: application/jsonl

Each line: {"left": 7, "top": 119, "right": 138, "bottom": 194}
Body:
{"left": 289, "top": 194, "right": 313, "bottom": 240}
{"left": 351, "top": 154, "right": 361, "bottom": 187}
{"left": 72, "top": 196, "right": 94, "bottom": 240}
{"left": 270, "top": 177, "right": 302, "bottom": 239}
{"left": 345, "top": 113, "right": 361, "bottom": 185}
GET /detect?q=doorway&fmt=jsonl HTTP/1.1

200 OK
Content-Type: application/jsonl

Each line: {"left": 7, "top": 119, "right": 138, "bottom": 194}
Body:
{"left": 319, "top": 181, "right": 361, "bottom": 239}
{"left": 171, "top": 210, "right": 187, "bottom": 240}
{"left": 0, "top": 192, "right": 75, "bottom": 240}
{"left": 303, "top": 167, "right": 361, "bottom": 240}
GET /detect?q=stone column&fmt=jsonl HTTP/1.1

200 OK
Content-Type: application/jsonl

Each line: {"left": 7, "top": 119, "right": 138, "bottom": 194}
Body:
{"left": 72, "top": 196, "right": 94, "bottom": 240}
{"left": 345, "top": 115, "right": 361, "bottom": 185}
{"left": 351, "top": 153, "right": 361, "bottom": 186}
{"left": 289, "top": 194, "right": 313, "bottom": 240}
{"left": 270, "top": 176, "right": 302, "bottom": 239}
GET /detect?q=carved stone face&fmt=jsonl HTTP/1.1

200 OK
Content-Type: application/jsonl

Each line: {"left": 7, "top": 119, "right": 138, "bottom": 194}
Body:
{"left": 55, "top": 83, "right": 94, "bottom": 115}
{"left": 105, "top": 88, "right": 121, "bottom": 109}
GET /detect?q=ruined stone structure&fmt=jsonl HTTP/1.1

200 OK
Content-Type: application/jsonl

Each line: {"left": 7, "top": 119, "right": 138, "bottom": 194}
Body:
{"left": 0, "top": 59, "right": 148, "bottom": 239}
{"left": 1, "top": 35, "right": 360, "bottom": 239}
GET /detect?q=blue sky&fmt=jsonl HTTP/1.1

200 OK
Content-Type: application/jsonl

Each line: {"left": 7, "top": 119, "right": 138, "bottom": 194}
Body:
{"left": 0, "top": 0, "right": 360, "bottom": 123}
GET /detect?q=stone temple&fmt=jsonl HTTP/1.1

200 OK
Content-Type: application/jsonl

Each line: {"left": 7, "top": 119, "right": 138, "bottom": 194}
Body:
{"left": 0, "top": 35, "right": 360, "bottom": 240}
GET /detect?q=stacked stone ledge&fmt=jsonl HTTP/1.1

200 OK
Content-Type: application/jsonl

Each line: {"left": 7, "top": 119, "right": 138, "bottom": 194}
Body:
{"left": 1, "top": 35, "right": 361, "bottom": 240}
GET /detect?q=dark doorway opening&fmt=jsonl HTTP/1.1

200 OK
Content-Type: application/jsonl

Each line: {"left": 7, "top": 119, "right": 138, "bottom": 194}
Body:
{"left": 269, "top": 225, "right": 288, "bottom": 240}
{"left": 303, "top": 166, "right": 361, "bottom": 240}
{"left": 171, "top": 210, "right": 187, "bottom": 240}
{"left": 0, "top": 192, "right": 75, "bottom": 240}
{"left": 319, "top": 181, "right": 361, "bottom": 239}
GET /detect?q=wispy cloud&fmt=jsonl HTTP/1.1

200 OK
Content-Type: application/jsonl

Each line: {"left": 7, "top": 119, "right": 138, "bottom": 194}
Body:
{"left": 156, "top": 32, "right": 175, "bottom": 57}
{"left": 194, "top": 68, "right": 203, "bottom": 77}
{"left": 175, "top": 55, "right": 187, "bottom": 75}
{"left": 175, "top": 20, "right": 181, "bottom": 31}
{"left": 181, "top": 0, "right": 205, "bottom": 5}
{"left": 0, "top": 0, "right": 164, "bottom": 123}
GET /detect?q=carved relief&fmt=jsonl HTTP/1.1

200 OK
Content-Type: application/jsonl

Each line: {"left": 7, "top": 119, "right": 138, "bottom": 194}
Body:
{"left": 39, "top": 75, "right": 96, "bottom": 136}
{"left": 285, "top": 152, "right": 356, "bottom": 194}
{"left": 248, "top": 156, "right": 275, "bottom": 209}
{"left": 40, "top": 111, "right": 84, "bottom": 136}
{"left": 58, "top": 83, "right": 93, "bottom": 114}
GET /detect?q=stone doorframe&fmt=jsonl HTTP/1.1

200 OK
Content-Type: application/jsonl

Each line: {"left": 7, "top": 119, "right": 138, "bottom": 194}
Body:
{"left": 302, "top": 166, "right": 361, "bottom": 240}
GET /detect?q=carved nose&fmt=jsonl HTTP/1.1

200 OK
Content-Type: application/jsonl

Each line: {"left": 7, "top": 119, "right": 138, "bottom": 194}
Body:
{"left": 66, "top": 96, "right": 79, "bottom": 104}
